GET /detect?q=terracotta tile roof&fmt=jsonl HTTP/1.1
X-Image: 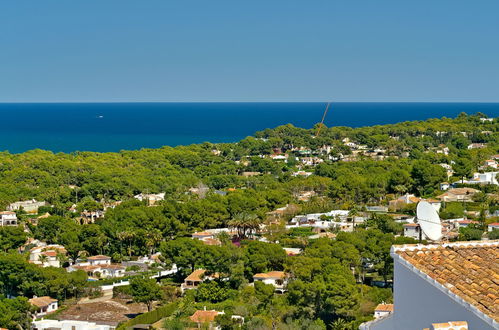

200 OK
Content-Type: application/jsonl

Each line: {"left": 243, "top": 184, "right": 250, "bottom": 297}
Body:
{"left": 87, "top": 255, "right": 111, "bottom": 260}
{"left": 185, "top": 269, "right": 206, "bottom": 282}
{"left": 41, "top": 251, "right": 58, "bottom": 257}
{"left": 190, "top": 310, "right": 220, "bottom": 323}
{"left": 29, "top": 296, "right": 57, "bottom": 308}
{"left": 403, "top": 223, "right": 419, "bottom": 227}
{"left": 192, "top": 231, "right": 212, "bottom": 237}
{"left": 432, "top": 321, "right": 468, "bottom": 329}
{"left": 253, "top": 271, "right": 286, "bottom": 279}
{"left": 392, "top": 241, "right": 499, "bottom": 323}
{"left": 375, "top": 304, "right": 394, "bottom": 312}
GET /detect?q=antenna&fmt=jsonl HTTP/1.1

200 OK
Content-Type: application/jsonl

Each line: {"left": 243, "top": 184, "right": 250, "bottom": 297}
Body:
{"left": 315, "top": 102, "right": 330, "bottom": 137}
{"left": 416, "top": 201, "right": 442, "bottom": 241}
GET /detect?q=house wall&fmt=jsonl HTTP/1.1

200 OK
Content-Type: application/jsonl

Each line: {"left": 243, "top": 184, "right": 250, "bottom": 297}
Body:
{"left": 368, "top": 259, "right": 494, "bottom": 330}
{"left": 90, "top": 259, "right": 111, "bottom": 266}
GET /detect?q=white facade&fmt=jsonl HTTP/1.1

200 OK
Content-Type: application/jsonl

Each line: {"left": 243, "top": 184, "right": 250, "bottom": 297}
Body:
{"left": 29, "top": 245, "right": 66, "bottom": 268}
{"left": 32, "top": 319, "right": 114, "bottom": 330}
{"left": 0, "top": 211, "right": 18, "bottom": 226}
{"left": 88, "top": 256, "right": 112, "bottom": 266}
{"left": 7, "top": 199, "right": 46, "bottom": 213}
{"left": 472, "top": 172, "right": 498, "bottom": 185}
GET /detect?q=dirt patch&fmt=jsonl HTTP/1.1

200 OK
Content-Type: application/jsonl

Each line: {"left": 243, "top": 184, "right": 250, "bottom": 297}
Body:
{"left": 57, "top": 298, "right": 148, "bottom": 326}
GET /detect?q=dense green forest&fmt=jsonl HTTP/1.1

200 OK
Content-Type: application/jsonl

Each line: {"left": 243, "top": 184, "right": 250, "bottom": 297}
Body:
{"left": 0, "top": 113, "right": 497, "bottom": 329}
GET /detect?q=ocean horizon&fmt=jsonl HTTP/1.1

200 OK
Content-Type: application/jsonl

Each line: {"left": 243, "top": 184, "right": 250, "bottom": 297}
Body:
{"left": 0, "top": 102, "right": 497, "bottom": 153}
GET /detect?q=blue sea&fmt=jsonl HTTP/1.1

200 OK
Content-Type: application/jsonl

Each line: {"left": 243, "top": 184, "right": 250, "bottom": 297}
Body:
{"left": 0, "top": 102, "right": 497, "bottom": 153}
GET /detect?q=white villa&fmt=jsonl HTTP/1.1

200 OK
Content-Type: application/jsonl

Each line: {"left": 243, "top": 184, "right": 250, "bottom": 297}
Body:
{"left": 253, "top": 271, "right": 288, "bottom": 293}
{"left": 0, "top": 211, "right": 18, "bottom": 226}
{"left": 29, "top": 244, "right": 66, "bottom": 268}
{"left": 29, "top": 296, "right": 58, "bottom": 318}
{"left": 69, "top": 255, "right": 125, "bottom": 279}
{"left": 134, "top": 192, "right": 165, "bottom": 206}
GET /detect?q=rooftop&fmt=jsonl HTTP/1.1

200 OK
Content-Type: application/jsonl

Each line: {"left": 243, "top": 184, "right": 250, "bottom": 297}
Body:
{"left": 29, "top": 296, "right": 57, "bottom": 308}
{"left": 392, "top": 240, "right": 498, "bottom": 323}
{"left": 190, "top": 310, "right": 220, "bottom": 323}
{"left": 185, "top": 269, "right": 206, "bottom": 282}
{"left": 88, "top": 255, "right": 111, "bottom": 260}
{"left": 253, "top": 271, "right": 286, "bottom": 279}
{"left": 375, "top": 304, "right": 394, "bottom": 312}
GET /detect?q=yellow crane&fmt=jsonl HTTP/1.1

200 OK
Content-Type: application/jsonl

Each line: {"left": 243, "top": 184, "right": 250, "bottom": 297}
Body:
{"left": 315, "top": 102, "right": 330, "bottom": 137}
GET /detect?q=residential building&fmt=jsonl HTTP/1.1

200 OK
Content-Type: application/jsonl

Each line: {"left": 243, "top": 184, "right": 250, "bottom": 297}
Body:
{"left": 482, "top": 159, "right": 498, "bottom": 170}
{"left": 440, "top": 182, "right": 450, "bottom": 191}
{"left": 134, "top": 192, "right": 165, "bottom": 206}
{"left": 437, "top": 188, "right": 480, "bottom": 202}
{"left": 403, "top": 223, "right": 428, "bottom": 240}
{"left": 29, "top": 296, "right": 58, "bottom": 318}
{"left": 388, "top": 194, "right": 420, "bottom": 211}
{"left": 456, "top": 220, "right": 479, "bottom": 229}
{"left": 32, "top": 319, "right": 114, "bottom": 330}
{"left": 241, "top": 171, "right": 261, "bottom": 177}
{"left": 467, "top": 143, "right": 487, "bottom": 150}
{"left": 190, "top": 309, "right": 224, "bottom": 329}
{"left": 291, "top": 170, "right": 313, "bottom": 177}
{"left": 253, "top": 271, "right": 288, "bottom": 293}
{"left": 181, "top": 269, "right": 218, "bottom": 292}
{"left": 0, "top": 211, "right": 18, "bottom": 226}
{"left": 87, "top": 255, "right": 112, "bottom": 266}
{"left": 374, "top": 304, "right": 393, "bottom": 319}
{"left": 360, "top": 241, "right": 498, "bottom": 329}
{"left": 471, "top": 172, "right": 498, "bottom": 185}
{"left": 488, "top": 223, "right": 499, "bottom": 232}
{"left": 29, "top": 244, "right": 66, "bottom": 268}
{"left": 7, "top": 199, "right": 46, "bottom": 213}
{"left": 430, "top": 321, "right": 468, "bottom": 330}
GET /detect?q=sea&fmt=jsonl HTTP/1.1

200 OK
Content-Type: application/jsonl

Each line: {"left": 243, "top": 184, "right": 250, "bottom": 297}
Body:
{"left": 0, "top": 102, "right": 497, "bottom": 154}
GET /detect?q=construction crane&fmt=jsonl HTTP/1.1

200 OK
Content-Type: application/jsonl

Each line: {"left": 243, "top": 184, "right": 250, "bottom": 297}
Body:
{"left": 315, "top": 102, "right": 330, "bottom": 137}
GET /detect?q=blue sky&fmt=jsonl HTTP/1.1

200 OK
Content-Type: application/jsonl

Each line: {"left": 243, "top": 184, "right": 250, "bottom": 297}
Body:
{"left": 1, "top": 1, "right": 498, "bottom": 102}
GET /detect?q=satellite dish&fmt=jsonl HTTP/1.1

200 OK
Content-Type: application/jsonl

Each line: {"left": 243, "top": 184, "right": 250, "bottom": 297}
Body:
{"left": 416, "top": 201, "right": 442, "bottom": 241}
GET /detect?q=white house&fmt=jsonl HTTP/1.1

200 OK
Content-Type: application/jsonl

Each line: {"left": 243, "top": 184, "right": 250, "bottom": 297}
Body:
{"left": 7, "top": 199, "right": 46, "bottom": 213}
{"left": 253, "top": 271, "right": 288, "bottom": 293}
{"left": 471, "top": 172, "right": 498, "bottom": 185}
{"left": 29, "top": 296, "right": 58, "bottom": 318}
{"left": 0, "top": 211, "right": 18, "bottom": 226}
{"left": 487, "top": 223, "right": 499, "bottom": 232}
{"left": 29, "top": 244, "right": 66, "bottom": 268}
{"left": 403, "top": 223, "right": 428, "bottom": 240}
{"left": 134, "top": 192, "right": 165, "bottom": 205}
{"left": 181, "top": 269, "right": 219, "bottom": 293}
{"left": 360, "top": 241, "right": 498, "bottom": 329}
{"left": 32, "top": 319, "right": 114, "bottom": 330}
{"left": 87, "top": 255, "right": 112, "bottom": 266}
{"left": 374, "top": 304, "right": 393, "bottom": 319}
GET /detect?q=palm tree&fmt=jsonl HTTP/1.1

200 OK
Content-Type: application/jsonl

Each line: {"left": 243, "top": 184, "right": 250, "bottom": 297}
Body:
{"left": 229, "top": 213, "right": 261, "bottom": 239}
{"left": 38, "top": 254, "right": 49, "bottom": 266}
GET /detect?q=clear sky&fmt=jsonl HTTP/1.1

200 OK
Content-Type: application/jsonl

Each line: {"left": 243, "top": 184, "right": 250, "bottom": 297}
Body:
{"left": 1, "top": 1, "right": 498, "bottom": 102}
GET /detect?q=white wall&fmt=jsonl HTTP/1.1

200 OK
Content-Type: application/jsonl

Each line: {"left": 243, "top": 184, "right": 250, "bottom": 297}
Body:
{"left": 367, "top": 259, "right": 494, "bottom": 329}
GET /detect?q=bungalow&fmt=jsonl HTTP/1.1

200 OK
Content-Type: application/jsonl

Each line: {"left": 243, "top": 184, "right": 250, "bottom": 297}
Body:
{"left": 241, "top": 171, "right": 262, "bottom": 177}
{"left": 374, "top": 304, "right": 393, "bottom": 319}
{"left": 482, "top": 159, "right": 498, "bottom": 169}
{"left": 283, "top": 247, "right": 302, "bottom": 256}
{"left": 29, "top": 245, "right": 66, "bottom": 268}
{"left": 253, "top": 271, "right": 288, "bottom": 293}
{"left": 7, "top": 199, "right": 46, "bottom": 213}
{"left": 487, "top": 223, "right": 499, "bottom": 232}
{"left": 0, "top": 211, "right": 18, "bottom": 226}
{"left": 291, "top": 170, "right": 313, "bottom": 177}
{"left": 360, "top": 241, "right": 498, "bottom": 330}
{"left": 190, "top": 309, "right": 224, "bottom": 330}
{"left": 29, "top": 296, "right": 58, "bottom": 319}
{"left": 181, "top": 269, "right": 218, "bottom": 292}
{"left": 437, "top": 188, "right": 480, "bottom": 202}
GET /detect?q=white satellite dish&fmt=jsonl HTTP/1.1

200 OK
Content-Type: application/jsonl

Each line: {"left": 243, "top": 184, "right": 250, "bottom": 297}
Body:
{"left": 416, "top": 201, "right": 442, "bottom": 241}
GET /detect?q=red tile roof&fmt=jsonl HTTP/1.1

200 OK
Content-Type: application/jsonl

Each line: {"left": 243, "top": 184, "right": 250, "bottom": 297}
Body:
{"left": 375, "top": 304, "right": 394, "bottom": 312}
{"left": 87, "top": 255, "right": 111, "bottom": 260}
{"left": 190, "top": 310, "right": 220, "bottom": 323}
